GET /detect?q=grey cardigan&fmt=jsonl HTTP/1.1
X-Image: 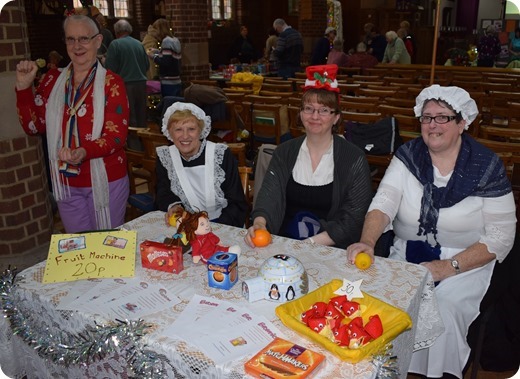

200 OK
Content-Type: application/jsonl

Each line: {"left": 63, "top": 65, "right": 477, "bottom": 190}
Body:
{"left": 252, "top": 135, "right": 373, "bottom": 248}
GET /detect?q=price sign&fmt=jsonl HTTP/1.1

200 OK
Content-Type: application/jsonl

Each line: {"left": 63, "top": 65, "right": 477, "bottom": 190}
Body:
{"left": 43, "top": 230, "right": 137, "bottom": 283}
{"left": 333, "top": 278, "right": 364, "bottom": 300}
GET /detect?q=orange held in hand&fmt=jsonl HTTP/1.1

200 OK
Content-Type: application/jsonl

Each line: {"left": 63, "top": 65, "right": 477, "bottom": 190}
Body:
{"left": 355, "top": 252, "right": 372, "bottom": 270}
{"left": 251, "top": 229, "right": 272, "bottom": 247}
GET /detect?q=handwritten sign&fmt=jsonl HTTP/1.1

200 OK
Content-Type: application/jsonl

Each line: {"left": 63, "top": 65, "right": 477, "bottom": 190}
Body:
{"left": 334, "top": 278, "right": 364, "bottom": 300}
{"left": 43, "top": 230, "right": 137, "bottom": 283}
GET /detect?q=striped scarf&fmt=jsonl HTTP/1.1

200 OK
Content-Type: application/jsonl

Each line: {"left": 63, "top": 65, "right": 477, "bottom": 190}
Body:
{"left": 46, "top": 61, "right": 111, "bottom": 230}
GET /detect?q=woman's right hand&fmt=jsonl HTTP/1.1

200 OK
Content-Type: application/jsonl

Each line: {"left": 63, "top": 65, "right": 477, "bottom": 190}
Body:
{"left": 244, "top": 217, "right": 267, "bottom": 248}
{"left": 15, "top": 60, "right": 38, "bottom": 91}
{"left": 346, "top": 242, "right": 375, "bottom": 265}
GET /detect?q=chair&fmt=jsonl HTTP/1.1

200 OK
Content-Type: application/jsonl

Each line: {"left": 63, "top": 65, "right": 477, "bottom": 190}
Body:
{"left": 337, "top": 83, "right": 360, "bottom": 96}
{"left": 244, "top": 102, "right": 286, "bottom": 146}
{"left": 341, "top": 110, "right": 382, "bottom": 124}
{"left": 190, "top": 79, "right": 219, "bottom": 87}
{"left": 340, "top": 100, "right": 379, "bottom": 113}
{"left": 338, "top": 67, "right": 361, "bottom": 77}
{"left": 340, "top": 95, "right": 379, "bottom": 104}
{"left": 258, "top": 90, "right": 294, "bottom": 102}
{"left": 238, "top": 166, "right": 254, "bottom": 226}
{"left": 358, "top": 87, "right": 398, "bottom": 100}
{"left": 137, "top": 129, "right": 170, "bottom": 161}
{"left": 476, "top": 138, "right": 520, "bottom": 180}
{"left": 260, "top": 82, "right": 293, "bottom": 93}
{"left": 210, "top": 101, "right": 239, "bottom": 142}
{"left": 126, "top": 150, "right": 157, "bottom": 221}
{"left": 287, "top": 105, "right": 305, "bottom": 137}
{"left": 225, "top": 81, "right": 254, "bottom": 91}
{"left": 227, "top": 142, "right": 247, "bottom": 166}
{"left": 378, "top": 104, "right": 415, "bottom": 117}
{"left": 384, "top": 97, "right": 416, "bottom": 108}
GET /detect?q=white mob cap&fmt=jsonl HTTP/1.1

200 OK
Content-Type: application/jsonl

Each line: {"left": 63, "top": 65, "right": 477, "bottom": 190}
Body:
{"left": 162, "top": 102, "right": 212, "bottom": 142}
{"left": 414, "top": 84, "right": 479, "bottom": 130}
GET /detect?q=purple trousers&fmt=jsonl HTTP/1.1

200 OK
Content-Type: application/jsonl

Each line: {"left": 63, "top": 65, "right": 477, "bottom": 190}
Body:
{"left": 57, "top": 176, "right": 129, "bottom": 233}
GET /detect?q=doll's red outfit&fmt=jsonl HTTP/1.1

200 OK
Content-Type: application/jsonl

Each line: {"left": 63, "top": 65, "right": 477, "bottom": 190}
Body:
{"left": 191, "top": 232, "right": 229, "bottom": 263}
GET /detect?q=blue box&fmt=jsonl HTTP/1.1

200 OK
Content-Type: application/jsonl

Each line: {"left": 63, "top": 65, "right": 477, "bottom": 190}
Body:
{"left": 207, "top": 252, "right": 238, "bottom": 290}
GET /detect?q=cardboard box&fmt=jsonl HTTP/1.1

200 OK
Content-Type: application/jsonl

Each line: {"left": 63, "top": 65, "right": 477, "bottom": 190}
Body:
{"left": 244, "top": 337, "right": 325, "bottom": 378}
{"left": 139, "top": 240, "right": 183, "bottom": 274}
{"left": 207, "top": 252, "right": 238, "bottom": 290}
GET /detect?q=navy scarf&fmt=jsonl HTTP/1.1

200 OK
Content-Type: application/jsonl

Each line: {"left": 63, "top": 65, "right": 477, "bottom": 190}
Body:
{"left": 395, "top": 133, "right": 511, "bottom": 247}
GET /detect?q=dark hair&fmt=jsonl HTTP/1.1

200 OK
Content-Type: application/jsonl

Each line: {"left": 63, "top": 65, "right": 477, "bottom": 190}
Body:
{"left": 422, "top": 99, "right": 463, "bottom": 123}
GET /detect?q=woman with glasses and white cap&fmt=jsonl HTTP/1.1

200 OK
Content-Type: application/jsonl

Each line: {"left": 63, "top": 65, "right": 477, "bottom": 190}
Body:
{"left": 245, "top": 64, "right": 373, "bottom": 249}
{"left": 347, "top": 85, "right": 516, "bottom": 378}
{"left": 15, "top": 10, "right": 129, "bottom": 233}
{"left": 155, "top": 102, "right": 248, "bottom": 228}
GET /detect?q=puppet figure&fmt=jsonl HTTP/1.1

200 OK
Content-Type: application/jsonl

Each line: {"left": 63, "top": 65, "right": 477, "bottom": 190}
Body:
{"left": 176, "top": 209, "right": 240, "bottom": 264}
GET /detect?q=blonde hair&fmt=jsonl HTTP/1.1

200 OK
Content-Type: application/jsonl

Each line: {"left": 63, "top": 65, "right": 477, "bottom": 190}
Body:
{"left": 153, "top": 18, "right": 173, "bottom": 39}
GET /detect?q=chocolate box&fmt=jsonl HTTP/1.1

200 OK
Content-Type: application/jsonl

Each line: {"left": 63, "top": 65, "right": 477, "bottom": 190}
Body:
{"left": 207, "top": 252, "right": 238, "bottom": 290}
{"left": 140, "top": 240, "right": 184, "bottom": 274}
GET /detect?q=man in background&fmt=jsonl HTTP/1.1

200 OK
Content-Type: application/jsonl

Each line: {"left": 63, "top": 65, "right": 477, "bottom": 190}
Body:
{"left": 105, "top": 19, "right": 149, "bottom": 139}
{"left": 272, "top": 18, "right": 303, "bottom": 79}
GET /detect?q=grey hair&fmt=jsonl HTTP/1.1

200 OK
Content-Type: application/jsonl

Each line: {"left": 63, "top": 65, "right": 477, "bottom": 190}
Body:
{"left": 385, "top": 30, "right": 397, "bottom": 40}
{"left": 114, "top": 19, "right": 133, "bottom": 35}
{"left": 273, "top": 18, "right": 286, "bottom": 28}
{"left": 356, "top": 42, "right": 367, "bottom": 52}
{"left": 63, "top": 14, "right": 100, "bottom": 34}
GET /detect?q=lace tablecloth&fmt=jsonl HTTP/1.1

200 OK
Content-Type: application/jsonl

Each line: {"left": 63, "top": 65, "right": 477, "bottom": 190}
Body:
{"left": 0, "top": 211, "right": 444, "bottom": 379}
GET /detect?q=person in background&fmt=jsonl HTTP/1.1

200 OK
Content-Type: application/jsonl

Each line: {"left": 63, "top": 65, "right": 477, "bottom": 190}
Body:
{"left": 344, "top": 42, "right": 379, "bottom": 73}
{"left": 142, "top": 18, "right": 172, "bottom": 80}
{"left": 347, "top": 85, "right": 516, "bottom": 379}
{"left": 15, "top": 13, "right": 129, "bottom": 233}
{"left": 272, "top": 18, "right": 303, "bottom": 79}
{"left": 397, "top": 28, "right": 414, "bottom": 61}
{"left": 477, "top": 25, "right": 502, "bottom": 67}
{"left": 382, "top": 30, "right": 411, "bottom": 64}
{"left": 245, "top": 64, "right": 373, "bottom": 249}
{"left": 95, "top": 11, "right": 113, "bottom": 64}
{"left": 105, "top": 19, "right": 149, "bottom": 135}
{"left": 363, "top": 23, "right": 387, "bottom": 62}
{"left": 327, "top": 39, "right": 349, "bottom": 67}
{"left": 508, "top": 27, "right": 520, "bottom": 63}
{"left": 311, "top": 26, "right": 337, "bottom": 65}
{"left": 229, "top": 25, "right": 256, "bottom": 64}
{"left": 264, "top": 27, "right": 278, "bottom": 71}
{"left": 155, "top": 102, "right": 248, "bottom": 228}
{"left": 399, "top": 20, "right": 416, "bottom": 62}
{"left": 149, "top": 35, "right": 182, "bottom": 97}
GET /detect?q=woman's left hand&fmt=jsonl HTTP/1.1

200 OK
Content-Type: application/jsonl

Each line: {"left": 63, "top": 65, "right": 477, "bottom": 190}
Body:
{"left": 421, "top": 260, "right": 452, "bottom": 282}
{"left": 58, "top": 147, "right": 86, "bottom": 165}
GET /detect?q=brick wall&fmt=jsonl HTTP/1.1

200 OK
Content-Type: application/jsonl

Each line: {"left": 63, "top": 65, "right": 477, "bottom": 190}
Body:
{"left": 0, "top": 1, "right": 53, "bottom": 267}
{"left": 168, "top": 0, "right": 209, "bottom": 80}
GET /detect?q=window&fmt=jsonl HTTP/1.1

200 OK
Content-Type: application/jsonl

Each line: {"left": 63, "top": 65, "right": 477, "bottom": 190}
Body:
{"left": 211, "top": 0, "right": 233, "bottom": 20}
{"left": 73, "top": 0, "right": 129, "bottom": 18}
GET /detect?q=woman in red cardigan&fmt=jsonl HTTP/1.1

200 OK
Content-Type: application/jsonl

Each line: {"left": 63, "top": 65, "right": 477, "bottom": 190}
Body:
{"left": 15, "top": 12, "right": 130, "bottom": 233}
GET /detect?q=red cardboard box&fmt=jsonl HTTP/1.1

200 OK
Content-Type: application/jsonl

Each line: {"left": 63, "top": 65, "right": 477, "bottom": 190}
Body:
{"left": 140, "top": 240, "right": 183, "bottom": 274}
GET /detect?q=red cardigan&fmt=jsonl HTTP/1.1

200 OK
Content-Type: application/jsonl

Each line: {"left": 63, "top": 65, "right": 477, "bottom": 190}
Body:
{"left": 16, "top": 67, "right": 129, "bottom": 187}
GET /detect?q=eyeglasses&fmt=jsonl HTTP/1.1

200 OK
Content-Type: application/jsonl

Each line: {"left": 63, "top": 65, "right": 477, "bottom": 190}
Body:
{"left": 64, "top": 33, "right": 100, "bottom": 45}
{"left": 418, "top": 115, "right": 457, "bottom": 124}
{"left": 301, "top": 106, "right": 336, "bottom": 116}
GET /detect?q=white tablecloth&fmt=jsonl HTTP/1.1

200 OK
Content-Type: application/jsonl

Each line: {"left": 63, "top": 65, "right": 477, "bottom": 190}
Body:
{"left": 0, "top": 211, "right": 444, "bottom": 378}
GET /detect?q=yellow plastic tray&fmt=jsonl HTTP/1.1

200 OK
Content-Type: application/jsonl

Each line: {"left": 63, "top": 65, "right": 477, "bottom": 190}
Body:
{"left": 275, "top": 279, "right": 413, "bottom": 363}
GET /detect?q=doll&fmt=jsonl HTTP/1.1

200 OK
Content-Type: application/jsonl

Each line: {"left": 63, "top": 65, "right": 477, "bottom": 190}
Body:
{"left": 176, "top": 209, "right": 240, "bottom": 264}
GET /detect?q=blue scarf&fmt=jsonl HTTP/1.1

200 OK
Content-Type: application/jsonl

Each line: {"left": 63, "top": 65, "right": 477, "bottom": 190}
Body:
{"left": 396, "top": 133, "right": 511, "bottom": 247}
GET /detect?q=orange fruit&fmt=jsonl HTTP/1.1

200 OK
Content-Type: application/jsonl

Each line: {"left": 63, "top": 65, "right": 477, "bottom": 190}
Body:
{"left": 355, "top": 252, "right": 372, "bottom": 270}
{"left": 251, "top": 229, "right": 272, "bottom": 247}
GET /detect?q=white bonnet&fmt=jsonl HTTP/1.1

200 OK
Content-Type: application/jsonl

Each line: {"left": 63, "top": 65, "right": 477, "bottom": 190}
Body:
{"left": 161, "top": 102, "right": 212, "bottom": 142}
{"left": 414, "top": 85, "right": 479, "bottom": 130}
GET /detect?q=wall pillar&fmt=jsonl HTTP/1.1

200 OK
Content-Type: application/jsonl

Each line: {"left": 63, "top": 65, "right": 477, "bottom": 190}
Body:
{"left": 0, "top": 1, "right": 53, "bottom": 271}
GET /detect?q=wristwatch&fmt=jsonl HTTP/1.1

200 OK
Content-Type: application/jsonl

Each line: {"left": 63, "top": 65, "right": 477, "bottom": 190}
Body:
{"left": 450, "top": 258, "right": 460, "bottom": 275}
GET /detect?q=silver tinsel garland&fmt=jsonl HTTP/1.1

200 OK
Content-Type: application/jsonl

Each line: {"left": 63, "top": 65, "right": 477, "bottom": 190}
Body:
{"left": 0, "top": 267, "right": 179, "bottom": 379}
{"left": 372, "top": 343, "right": 400, "bottom": 379}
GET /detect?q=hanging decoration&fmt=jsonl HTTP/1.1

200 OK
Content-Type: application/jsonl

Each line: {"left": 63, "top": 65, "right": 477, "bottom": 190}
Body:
{"left": 0, "top": 267, "right": 176, "bottom": 379}
{"left": 326, "top": 0, "right": 343, "bottom": 41}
